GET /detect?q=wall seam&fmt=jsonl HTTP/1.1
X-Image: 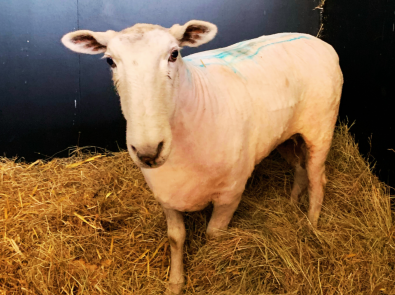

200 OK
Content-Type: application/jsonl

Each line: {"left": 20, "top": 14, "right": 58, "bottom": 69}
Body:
{"left": 76, "top": 0, "right": 81, "bottom": 140}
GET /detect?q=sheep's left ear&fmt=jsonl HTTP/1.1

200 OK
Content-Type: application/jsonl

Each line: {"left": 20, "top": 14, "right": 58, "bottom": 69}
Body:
{"left": 169, "top": 20, "right": 217, "bottom": 47}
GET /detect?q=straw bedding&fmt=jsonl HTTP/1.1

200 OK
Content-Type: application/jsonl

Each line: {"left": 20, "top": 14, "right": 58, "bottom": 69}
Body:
{"left": 0, "top": 124, "right": 394, "bottom": 294}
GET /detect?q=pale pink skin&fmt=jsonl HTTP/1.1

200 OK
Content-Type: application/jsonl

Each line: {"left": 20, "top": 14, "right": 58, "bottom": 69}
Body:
{"left": 62, "top": 23, "right": 343, "bottom": 294}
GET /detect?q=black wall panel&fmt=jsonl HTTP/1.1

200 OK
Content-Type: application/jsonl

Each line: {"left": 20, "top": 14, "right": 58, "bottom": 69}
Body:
{"left": 321, "top": 0, "right": 395, "bottom": 188}
{"left": 0, "top": 1, "right": 79, "bottom": 158}
{"left": 0, "top": 0, "right": 320, "bottom": 161}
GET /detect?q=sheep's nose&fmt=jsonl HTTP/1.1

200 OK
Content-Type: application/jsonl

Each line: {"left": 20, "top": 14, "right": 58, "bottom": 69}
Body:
{"left": 132, "top": 141, "right": 164, "bottom": 167}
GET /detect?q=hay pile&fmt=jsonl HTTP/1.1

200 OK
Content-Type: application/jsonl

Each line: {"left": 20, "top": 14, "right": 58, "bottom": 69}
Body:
{"left": 0, "top": 124, "right": 394, "bottom": 294}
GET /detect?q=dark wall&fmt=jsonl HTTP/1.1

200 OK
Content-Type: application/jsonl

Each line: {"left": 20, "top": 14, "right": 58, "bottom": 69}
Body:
{"left": 321, "top": 0, "right": 395, "bottom": 188}
{"left": 0, "top": 0, "right": 320, "bottom": 161}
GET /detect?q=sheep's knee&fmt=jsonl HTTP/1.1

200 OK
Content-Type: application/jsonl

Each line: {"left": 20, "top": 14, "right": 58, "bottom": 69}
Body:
{"left": 168, "top": 226, "right": 186, "bottom": 251}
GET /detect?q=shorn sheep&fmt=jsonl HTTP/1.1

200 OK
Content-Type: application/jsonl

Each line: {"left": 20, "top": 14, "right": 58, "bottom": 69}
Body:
{"left": 62, "top": 20, "right": 343, "bottom": 294}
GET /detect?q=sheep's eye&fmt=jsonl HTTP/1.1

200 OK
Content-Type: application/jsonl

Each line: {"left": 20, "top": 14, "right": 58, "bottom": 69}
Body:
{"left": 106, "top": 57, "right": 116, "bottom": 68}
{"left": 169, "top": 50, "right": 178, "bottom": 62}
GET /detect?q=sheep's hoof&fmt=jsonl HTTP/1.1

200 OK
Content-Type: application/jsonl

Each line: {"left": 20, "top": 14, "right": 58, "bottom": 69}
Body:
{"left": 206, "top": 228, "right": 226, "bottom": 240}
{"left": 165, "top": 282, "right": 184, "bottom": 295}
{"left": 290, "top": 196, "right": 299, "bottom": 206}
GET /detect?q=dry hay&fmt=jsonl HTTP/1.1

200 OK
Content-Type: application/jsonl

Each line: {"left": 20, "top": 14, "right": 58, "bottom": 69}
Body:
{"left": 0, "top": 123, "right": 394, "bottom": 295}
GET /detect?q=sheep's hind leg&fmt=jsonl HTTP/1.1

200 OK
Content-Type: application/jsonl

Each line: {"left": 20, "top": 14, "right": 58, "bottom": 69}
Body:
{"left": 303, "top": 136, "right": 332, "bottom": 228}
{"left": 277, "top": 135, "right": 308, "bottom": 204}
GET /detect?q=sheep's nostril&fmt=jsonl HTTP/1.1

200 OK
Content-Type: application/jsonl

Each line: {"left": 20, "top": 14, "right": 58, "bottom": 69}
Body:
{"left": 140, "top": 156, "right": 155, "bottom": 167}
{"left": 157, "top": 141, "right": 164, "bottom": 155}
{"left": 131, "top": 145, "right": 137, "bottom": 152}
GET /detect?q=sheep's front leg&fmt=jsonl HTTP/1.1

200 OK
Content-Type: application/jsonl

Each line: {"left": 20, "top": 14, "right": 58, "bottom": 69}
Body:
{"left": 206, "top": 193, "right": 242, "bottom": 239}
{"left": 163, "top": 208, "right": 186, "bottom": 295}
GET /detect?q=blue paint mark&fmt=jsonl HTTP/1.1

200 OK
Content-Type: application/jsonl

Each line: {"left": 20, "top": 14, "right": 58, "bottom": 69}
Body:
{"left": 214, "top": 35, "right": 311, "bottom": 63}
{"left": 183, "top": 34, "right": 312, "bottom": 77}
{"left": 185, "top": 67, "right": 191, "bottom": 82}
{"left": 184, "top": 35, "right": 311, "bottom": 69}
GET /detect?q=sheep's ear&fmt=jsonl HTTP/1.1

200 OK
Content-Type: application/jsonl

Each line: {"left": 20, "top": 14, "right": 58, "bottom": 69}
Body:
{"left": 169, "top": 20, "right": 217, "bottom": 48}
{"left": 61, "top": 30, "right": 117, "bottom": 54}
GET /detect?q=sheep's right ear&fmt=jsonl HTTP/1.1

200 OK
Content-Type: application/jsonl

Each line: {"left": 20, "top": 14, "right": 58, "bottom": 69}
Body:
{"left": 61, "top": 30, "right": 117, "bottom": 54}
